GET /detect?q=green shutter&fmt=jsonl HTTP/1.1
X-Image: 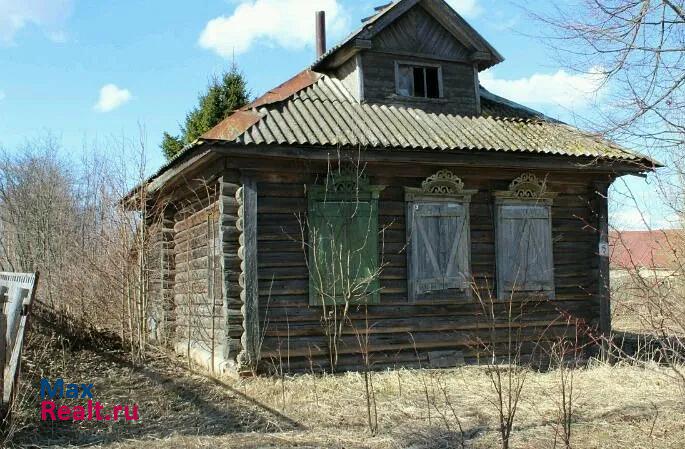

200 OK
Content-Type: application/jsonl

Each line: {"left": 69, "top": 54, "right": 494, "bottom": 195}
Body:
{"left": 308, "top": 201, "right": 380, "bottom": 305}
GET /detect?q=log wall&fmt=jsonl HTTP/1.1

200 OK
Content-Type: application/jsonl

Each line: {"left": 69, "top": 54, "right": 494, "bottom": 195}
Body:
{"left": 147, "top": 211, "right": 175, "bottom": 345}
{"left": 218, "top": 173, "right": 243, "bottom": 361}
{"left": 172, "top": 186, "right": 224, "bottom": 367}
{"left": 252, "top": 162, "right": 602, "bottom": 373}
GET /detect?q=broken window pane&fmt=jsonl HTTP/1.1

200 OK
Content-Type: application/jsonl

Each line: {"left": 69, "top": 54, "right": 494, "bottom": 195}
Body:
{"left": 397, "top": 65, "right": 413, "bottom": 97}
{"left": 397, "top": 63, "right": 442, "bottom": 98}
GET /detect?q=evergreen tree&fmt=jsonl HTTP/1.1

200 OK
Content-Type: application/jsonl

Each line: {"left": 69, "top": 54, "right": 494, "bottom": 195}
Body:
{"left": 161, "top": 64, "right": 249, "bottom": 160}
{"left": 161, "top": 132, "right": 184, "bottom": 160}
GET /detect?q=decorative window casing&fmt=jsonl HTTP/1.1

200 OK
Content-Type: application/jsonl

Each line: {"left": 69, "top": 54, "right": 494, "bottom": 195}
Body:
{"left": 405, "top": 170, "right": 476, "bottom": 302}
{"left": 395, "top": 61, "right": 443, "bottom": 99}
{"left": 308, "top": 172, "right": 385, "bottom": 306}
{"left": 495, "top": 173, "right": 557, "bottom": 300}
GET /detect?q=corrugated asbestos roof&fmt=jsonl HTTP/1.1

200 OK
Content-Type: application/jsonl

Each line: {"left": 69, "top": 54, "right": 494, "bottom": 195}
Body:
{"left": 200, "top": 72, "right": 651, "bottom": 164}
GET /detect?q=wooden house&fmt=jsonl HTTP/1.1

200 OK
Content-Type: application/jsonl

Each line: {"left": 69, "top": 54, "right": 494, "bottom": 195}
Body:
{"left": 133, "top": 0, "right": 658, "bottom": 374}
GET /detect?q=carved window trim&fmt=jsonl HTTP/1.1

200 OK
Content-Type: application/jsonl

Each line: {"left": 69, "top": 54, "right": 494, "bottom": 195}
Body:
{"left": 405, "top": 170, "right": 476, "bottom": 303}
{"left": 493, "top": 172, "right": 557, "bottom": 301}
{"left": 494, "top": 172, "right": 557, "bottom": 204}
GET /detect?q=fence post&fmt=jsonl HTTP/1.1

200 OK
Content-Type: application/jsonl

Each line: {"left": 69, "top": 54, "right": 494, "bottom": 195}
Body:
{"left": 0, "top": 285, "right": 8, "bottom": 409}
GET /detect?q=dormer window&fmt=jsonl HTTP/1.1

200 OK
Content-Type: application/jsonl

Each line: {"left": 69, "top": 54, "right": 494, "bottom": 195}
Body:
{"left": 395, "top": 62, "right": 443, "bottom": 99}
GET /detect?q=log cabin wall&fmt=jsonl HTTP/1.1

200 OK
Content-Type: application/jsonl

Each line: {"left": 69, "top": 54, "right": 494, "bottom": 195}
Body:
{"left": 171, "top": 184, "right": 225, "bottom": 370}
{"left": 251, "top": 160, "right": 602, "bottom": 373}
{"left": 218, "top": 172, "right": 243, "bottom": 362}
{"left": 146, "top": 211, "right": 175, "bottom": 346}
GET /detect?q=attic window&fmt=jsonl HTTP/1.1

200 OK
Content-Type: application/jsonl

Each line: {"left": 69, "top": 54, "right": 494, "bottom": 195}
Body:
{"left": 396, "top": 62, "right": 442, "bottom": 99}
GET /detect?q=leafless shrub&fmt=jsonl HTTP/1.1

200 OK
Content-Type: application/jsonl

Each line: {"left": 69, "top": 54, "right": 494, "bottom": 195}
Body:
{"left": 472, "top": 286, "right": 531, "bottom": 449}
{"left": 0, "top": 133, "right": 159, "bottom": 356}
{"left": 547, "top": 326, "right": 583, "bottom": 449}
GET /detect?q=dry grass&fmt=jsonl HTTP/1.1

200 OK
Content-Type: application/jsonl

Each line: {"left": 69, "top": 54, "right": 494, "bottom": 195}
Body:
{"left": 221, "top": 363, "right": 684, "bottom": 449}
{"left": 7, "top": 303, "right": 685, "bottom": 448}
{"left": 92, "top": 362, "right": 685, "bottom": 449}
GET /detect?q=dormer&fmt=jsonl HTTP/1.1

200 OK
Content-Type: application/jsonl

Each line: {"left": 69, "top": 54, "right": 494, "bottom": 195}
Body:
{"left": 313, "top": 0, "right": 503, "bottom": 116}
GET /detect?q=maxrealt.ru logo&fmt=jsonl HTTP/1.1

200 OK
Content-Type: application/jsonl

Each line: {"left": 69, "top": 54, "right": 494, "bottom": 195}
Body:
{"left": 39, "top": 378, "right": 139, "bottom": 422}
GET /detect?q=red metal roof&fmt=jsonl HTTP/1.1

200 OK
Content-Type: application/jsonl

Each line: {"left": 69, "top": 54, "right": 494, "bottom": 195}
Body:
{"left": 609, "top": 230, "right": 683, "bottom": 270}
{"left": 201, "top": 70, "right": 321, "bottom": 141}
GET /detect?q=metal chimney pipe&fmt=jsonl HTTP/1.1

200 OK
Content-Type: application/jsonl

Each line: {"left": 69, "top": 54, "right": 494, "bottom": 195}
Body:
{"left": 315, "top": 11, "right": 326, "bottom": 58}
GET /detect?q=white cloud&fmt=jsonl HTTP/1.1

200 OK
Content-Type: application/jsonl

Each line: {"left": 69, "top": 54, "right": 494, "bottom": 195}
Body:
{"left": 446, "top": 0, "right": 483, "bottom": 19}
{"left": 480, "top": 67, "right": 607, "bottom": 109}
{"left": 0, "top": 0, "right": 73, "bottom": 44}
{"left": 46, "top": 29, "right": 68, "bottom": 43}
{"left": 94, "top": 84, "right": 132, "bottom": 113}
{"left": 199, "top": 0, "right": 350, "bottom": 58}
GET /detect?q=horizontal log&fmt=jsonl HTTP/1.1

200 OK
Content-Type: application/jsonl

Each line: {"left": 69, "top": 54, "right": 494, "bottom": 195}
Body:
{"left": 259, "top": 323, "right": 576, "bottom": 358}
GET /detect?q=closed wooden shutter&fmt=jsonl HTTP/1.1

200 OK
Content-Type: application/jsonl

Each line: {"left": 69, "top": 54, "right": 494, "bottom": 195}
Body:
{"left": 496, "top": 203, "right": 554, "bottom": 299}
{"left": 309, "top": 201, "right": 379, "bottom": 305}
{"left": 409, "top": 202, "right": 470, "bottom": 301}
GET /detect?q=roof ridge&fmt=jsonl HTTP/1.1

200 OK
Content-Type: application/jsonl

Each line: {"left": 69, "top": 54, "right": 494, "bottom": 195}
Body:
{"left": 479, "top": 86, "right": 559, "bottom": 123}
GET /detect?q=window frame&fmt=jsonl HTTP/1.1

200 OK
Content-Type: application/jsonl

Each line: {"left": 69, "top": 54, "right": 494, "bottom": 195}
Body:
{"left": 405, "top": 183, "right": 476, "bottom": 303}
{"left": 394, "top": 60, "right": 444, "bottom": 99}
{"left": 494, "top": 194, "right": 556, "bottom": 301}
{"left": 307, "top": 179, "right": 385, "bottom": 306}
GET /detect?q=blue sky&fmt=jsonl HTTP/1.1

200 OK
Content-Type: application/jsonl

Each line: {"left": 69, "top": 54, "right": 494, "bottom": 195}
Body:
{"left": 0, "top": 0, "right": 669, "bottom": 229}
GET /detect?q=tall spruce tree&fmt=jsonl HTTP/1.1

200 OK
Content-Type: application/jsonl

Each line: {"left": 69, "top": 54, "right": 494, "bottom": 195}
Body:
{"left": 162, "top": 64, "right": 249, "bottom": 160}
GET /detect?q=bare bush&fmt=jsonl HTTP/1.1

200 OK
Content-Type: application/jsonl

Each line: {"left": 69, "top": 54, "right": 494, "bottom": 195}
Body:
{"left": 473, "top": 289, "right": 530, "bottom": 449}
{"left": 0, "top": 134, "right": 157, "bottom": 359}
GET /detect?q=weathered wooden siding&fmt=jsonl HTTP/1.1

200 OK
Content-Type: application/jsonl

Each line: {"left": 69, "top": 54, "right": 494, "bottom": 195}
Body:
{"left": 147, "top": 211, "right": 175, "bottom": 346}
{"left": 172, "top": 186, "right": 224, "bottom": 362}
{"left": 356, "top": 2, "right": 479, "bottom": 115}
{"left": 361, "top": 52, "right": 478, "bottom": 115}
{"left": 372, "top": 4, "right": 470, "bottom": 61}
{"left": 253, "top": 163, "right": 601, "bottom": 373}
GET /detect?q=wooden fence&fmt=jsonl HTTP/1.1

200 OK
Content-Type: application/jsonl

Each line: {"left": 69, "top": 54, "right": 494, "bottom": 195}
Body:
{"left": 0, "top": 272, "right": 39, "bottom": 419}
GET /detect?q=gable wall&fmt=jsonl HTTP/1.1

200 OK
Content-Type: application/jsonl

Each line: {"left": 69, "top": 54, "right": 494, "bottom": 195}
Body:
{"left": 357, "top": 2, "right": 479, "bottom": 115}
{"left": 373, "top": 4, "right": 471, "bottom": 60}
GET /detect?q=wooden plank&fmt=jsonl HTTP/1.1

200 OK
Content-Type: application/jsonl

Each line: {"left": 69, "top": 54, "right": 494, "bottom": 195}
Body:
{"left": 171, "top": 160, "right": 613, "bottom": 372}
{"left": 239, "top": 175, "right": 260, "bottom": 369}
{"left": 428, "top": 350, "right": 465, "bottom": 368}
{"left": 0, "top": 286, "right": 7, "bottom": 405}
{"left": 217, "top": 146, "right": 647, "bottom": 175}
{"left": 595, "top": 181, "right": 612, "bottom": 351}
{"left": 0, "top": 272, "right": 38, "bottom": 412}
